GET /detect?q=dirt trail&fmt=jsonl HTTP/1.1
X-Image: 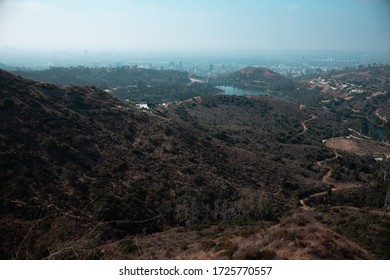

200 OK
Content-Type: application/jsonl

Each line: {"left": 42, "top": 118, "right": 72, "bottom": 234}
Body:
{"left": 375, "top": 109, "right": 387, "bottom": 122}
{"left": 300, "top": 148, "right": 364, "bottom": 209}
{"left": 317, "top": 149, "right": 339, "bottom": 184}
{"left": 295, "top": 112, "right": 387, "bottom": 215}
{"left": 298, "top": 124, "right": 387, "bottom": 215}
{"left": 298, "top": 115, "right": 317, "bottom": 136}
{"left": 299, "top": 149, "right": 387, "bottom": 216}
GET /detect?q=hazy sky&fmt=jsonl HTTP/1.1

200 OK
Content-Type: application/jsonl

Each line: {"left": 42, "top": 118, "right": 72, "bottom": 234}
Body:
{"left": 0, "top": 0, "right": 389, "bottom": 53}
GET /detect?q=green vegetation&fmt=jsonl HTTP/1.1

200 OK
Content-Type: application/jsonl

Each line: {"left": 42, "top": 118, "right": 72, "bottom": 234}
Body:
{"left": 13, "top": 66, "right": 189, "bottom": 87}
{"left": 12, "top": 66, "right": 222, "bottom": 103}
{"left": 112, "top": 82, "right": 221, "bottom": 103}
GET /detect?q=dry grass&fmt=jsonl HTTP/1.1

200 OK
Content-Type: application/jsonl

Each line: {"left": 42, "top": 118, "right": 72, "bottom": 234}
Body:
{"left": 98, "top": 214, "right": 374, "bottom": 260}
{"left": 326, "top": 138, "right": 390, "bottom": 158}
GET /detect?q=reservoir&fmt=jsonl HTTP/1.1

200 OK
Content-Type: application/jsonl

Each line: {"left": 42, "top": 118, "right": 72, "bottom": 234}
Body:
{"left": 217, "top": 86, "right": 270, "bottom": 96}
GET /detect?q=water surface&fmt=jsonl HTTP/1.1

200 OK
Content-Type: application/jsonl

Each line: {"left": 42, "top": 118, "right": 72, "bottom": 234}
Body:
{"left": 217, "top": 86, "right": 270, "bottom": 96}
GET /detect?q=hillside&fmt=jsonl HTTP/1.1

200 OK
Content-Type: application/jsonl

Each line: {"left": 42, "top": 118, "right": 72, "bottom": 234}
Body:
{"left": 329, "top": 65, "right": 390, "bottom": 122}
{"left": 301, "top": 65, "right": 390, "bottom": 139}
{"left": 12, "top": 66, "right": 189, "bottom": 87}
{"left": 219, "top": 66, "right": 295, "bottom": 92}
{"left": 0, "top": 70, "right": 388, "bottom": 259}
{"left": 0, "top": 70, "right": 251, "bottom": 258}
{"left": 221, "top": 65, "right": 390, "bottom": 136}
{"left": 11, "top": 66, "right": 221, "bottom": 103}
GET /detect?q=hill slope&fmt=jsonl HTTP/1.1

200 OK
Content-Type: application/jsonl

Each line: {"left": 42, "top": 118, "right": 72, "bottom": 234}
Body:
{"left": 0, "top": 70, "right": 257, "bottom": 258}
{"left": 0, "top": 70, "right": 388, "bottom": 259}
{"left": 220, "top": 66, "right": 295, "bottom": 91}
{"left": 11, "top": 66, "right": 221, "bottom": 103}
{"left": 12, "top": 66, "right": 189, "bottom": 87}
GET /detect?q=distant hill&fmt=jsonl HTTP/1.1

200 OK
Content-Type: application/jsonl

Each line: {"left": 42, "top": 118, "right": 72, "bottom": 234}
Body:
{"left": 10, "top": 66, "right": 221, "bottom": 103}
{"left": 327, "top": 65, "right": 390, "bottom": 122}
{"left": 12, "top": 66, "right": 189, "bottom": 87}
{"left": 0, "top": 70, "right": 388, "bottom": 260}
{"left": 329, "top": 65, "right": 390, "bottom": 91}
{"left": 300, "top": 65, "right": 390, "bottom": 139}
{"left": 220, "top": 66, "right": 295, "bottom": 91}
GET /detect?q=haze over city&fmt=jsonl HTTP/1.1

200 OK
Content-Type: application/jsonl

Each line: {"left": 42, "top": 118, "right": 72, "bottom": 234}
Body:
{"left": 0, "top": 0, "right": 389, "bottom": 53}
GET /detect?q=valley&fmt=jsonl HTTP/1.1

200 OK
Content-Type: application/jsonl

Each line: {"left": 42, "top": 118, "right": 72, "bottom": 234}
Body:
{"left": 0, "top": 64, "right": 389, "bottom": 260}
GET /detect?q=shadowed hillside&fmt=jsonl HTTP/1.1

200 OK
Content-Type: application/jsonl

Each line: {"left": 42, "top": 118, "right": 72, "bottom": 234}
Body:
{"left": 0, "top": 70, "right": 388, "bottom": 260}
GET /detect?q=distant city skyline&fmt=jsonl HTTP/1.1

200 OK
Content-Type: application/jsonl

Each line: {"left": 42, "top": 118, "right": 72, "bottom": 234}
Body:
{"left": 0, "top": 0, "right": 389, "bottom": 53}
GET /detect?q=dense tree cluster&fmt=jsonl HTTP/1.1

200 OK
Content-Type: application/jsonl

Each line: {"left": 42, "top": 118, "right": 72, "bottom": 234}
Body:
{"left": 13, "top": 66, "right": 189, "bottom": 88}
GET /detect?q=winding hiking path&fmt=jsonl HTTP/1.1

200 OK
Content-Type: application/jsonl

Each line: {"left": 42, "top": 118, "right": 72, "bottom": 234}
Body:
{"left": 298, "top": 115, "right": 317, "bottom": 136}
{"left": 297, "top": 114, "right": 362, "bottom": 210}
{"left": 299, "top": 148, "right": 389, "bottom": 216}
{"left": 300, "top": 148, "right": 363, "bottom": 208}
{"left": 296, "top": 114, "right": 389, "bottom": 215}
{"left": 375, "top": 109, "right": 387, "bottom": 122}
{"left": 297, "top": 118, "right": 387, "bottom": 215}
{"left": 299, "top": 147, "right": 339, "bottom": 210}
